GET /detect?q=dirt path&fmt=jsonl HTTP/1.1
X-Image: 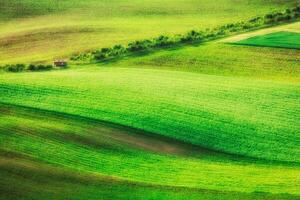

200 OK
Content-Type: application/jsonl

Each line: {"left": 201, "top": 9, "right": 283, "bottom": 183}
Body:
{"left": 220, "top": 21, "right": 300, "bottom": 43}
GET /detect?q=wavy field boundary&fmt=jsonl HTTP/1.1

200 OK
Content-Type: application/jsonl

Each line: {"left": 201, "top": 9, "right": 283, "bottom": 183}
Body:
{"left": 1, "top": 103, "right": 300, "bottom": 199}
{"left": 1, "top": 2, "right": 300, "bottom": 200}
{"left": 0, "top": 0, "right": 299, "bottom": 64}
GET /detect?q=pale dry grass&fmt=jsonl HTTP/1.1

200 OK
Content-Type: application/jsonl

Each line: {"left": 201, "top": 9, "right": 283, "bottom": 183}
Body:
{"left": 221, "top": 21, "right": 300, "bottom": 43}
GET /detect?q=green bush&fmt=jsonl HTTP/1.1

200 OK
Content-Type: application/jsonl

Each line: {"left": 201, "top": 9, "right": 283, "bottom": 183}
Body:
{"left": 27, "top": 64, "right": 37, "bottom": 71}
{"left": 93, "top": 48, "right": 112, "bottom": 60}
{"left": 94, "top": 52, "right": 107, "bottom": 60}
{"left": 4, "top": 64, "right": 25, "bottom": 72}
{"left": 100, "top": 48, "right": 111, "bottom": 54}
{"left": 154, "top": 35, "right": 174, "bottom": 46}
{"left": 286, "top": 9, "right": 292, "bottom": 14}
{"left": 27, "top": 64, "right": 53, "bottom": 71}
{"left": 111, "top": 45, "right": 126, "bottom": 55}
{"left": 127, "top": 40, "right": 152, "bottom": 52}
{"left": 3, "top": 63, "right": 54, "bottom": 73}
{"left": 264, "top": 6, "right": 300, "bottom": 24}
{"left": 69, "top": 4, "right": 300, "bottom": 63}
{"left": 38, "top": 64, "right": 52, "bottom": 70}
{"left": 292, "top": 5, "right": 300, "bottom": 13}
{"left": 249, "top": 17, "right": 262, "bottom": 23}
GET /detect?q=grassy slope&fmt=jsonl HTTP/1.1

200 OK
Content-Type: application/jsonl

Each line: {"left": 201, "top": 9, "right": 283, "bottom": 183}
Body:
{"left": 1, "top": 104, "right": 299, "bottom": 200}
{"left": 0, "top": 0, "right": 299, "bottom": 64}
{"left": 234, "top": 31, "right": 300, "bottom": 49}
{"left": 0, "top": 2, "right": 300, "bottom": 199}
{"left": 5, "top": 159, "right": 279, "bottom": 200}
{"left": 1, "top": 42, "right": 299, "bottom": 198}
{"left": 118, "top": 41, "right": 300, "bottom": 81}
{"left": 0, "top": 42, "right": 299, "bottom": 163}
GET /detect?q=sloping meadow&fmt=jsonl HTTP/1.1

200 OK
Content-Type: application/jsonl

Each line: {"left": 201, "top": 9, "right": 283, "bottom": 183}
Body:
{"left": 0, "top": 66, "right": 299, "bottom": 163}
{"left": 0, "top": 0, "right": 299, "bottom": 64}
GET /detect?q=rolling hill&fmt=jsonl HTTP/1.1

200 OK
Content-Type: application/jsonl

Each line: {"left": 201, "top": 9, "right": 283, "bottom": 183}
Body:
{"left": 0, "top": 0, "right": 299, "bottom": 64}
{"left": 0, "top": 1, "right": 300, "bottom": 200}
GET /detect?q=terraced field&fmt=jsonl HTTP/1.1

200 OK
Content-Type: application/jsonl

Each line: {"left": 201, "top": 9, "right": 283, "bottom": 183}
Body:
{"left": 1, "top": 1, "right": 300, "bottom": 200}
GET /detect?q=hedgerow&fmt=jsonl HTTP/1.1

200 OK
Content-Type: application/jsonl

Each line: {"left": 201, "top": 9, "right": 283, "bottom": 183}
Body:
{"left": 3, "top": 63, "right": 54, "bottom": 73}
{"left": 70, "top": 4, "right": 300, "bottom": 62}
{"left": 4, "top": 64, "right": 26, "bottom": 72}
{"left": 28, "top": 64, "right": 53, "bottom": 71}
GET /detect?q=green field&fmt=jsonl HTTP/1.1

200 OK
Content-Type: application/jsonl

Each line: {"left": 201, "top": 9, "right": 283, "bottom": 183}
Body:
{"left": 0, "top": 0, "right": 299, "bottom": 64}
{"left": 1, "top": 1, "right": 300, "bottom": 200}
{"left": 1, "top": 103, "right": 300, "bottom": 200}
{"left": 234, "top": 31, "right": 300, "bottom": 49}
{"left": 1, "top": 36, "right": 300, "bottom": 199}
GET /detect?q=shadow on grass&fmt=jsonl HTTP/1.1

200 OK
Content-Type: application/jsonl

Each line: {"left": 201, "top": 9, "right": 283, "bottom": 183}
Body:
{"left": 94, "top": 41, "right": 209, "bottom": 67}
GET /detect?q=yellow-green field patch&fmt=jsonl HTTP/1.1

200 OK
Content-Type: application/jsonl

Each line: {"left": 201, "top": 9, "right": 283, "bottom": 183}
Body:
{"left": 0, "top": 0, "right": 298, "bottom": 64}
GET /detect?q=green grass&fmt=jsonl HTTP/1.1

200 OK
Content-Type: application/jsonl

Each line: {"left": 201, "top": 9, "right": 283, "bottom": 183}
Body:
{"left": 6, "top": 160, "right": 285, "bottom": 200}
{"left": 1, "top": 2, "right": 300, "bottom": 199}
{"left": 1, "top": 28, "right": 300, "bottom": 199}
{"left": 233, "top": 31, "right": 300, "bottom": 49}
{"left": 116, "top": 42, "right": 300, "bottom": 81}
{"left": 1, "top": 103, "right": 300, "bottom": 200}
{"left": 0, "top": 0, "right": 299, "bottom": 64}
{"left": 0, "top": 60, "right": 299, "bottom": 163}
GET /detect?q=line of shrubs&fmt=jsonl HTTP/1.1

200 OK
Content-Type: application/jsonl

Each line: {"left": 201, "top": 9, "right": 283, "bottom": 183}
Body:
{"left": 2, "top": 64, "right": 53, "bottom": 72}
{"left": 70, "top": 4, "right": 300, "bottom": 62}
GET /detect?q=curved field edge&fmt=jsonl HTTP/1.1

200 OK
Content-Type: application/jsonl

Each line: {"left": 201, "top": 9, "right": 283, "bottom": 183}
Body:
{"left": 0, "top": 66, "right": 299, "bottom": 163}
{"left": 221, "top": 21, "right": 300, "bottom": 43}
{"left": 1, "top": 159, "right": 299, "bottom": 200}
{"left": 114, "top": 32, "right": 300, "bottom": 81}
{"left": 0, "top": 0, "right": 299, "bottom": 64}
{"left": 1, "top": 102, "right": 298, "bottom": 166}
{"left": 231, "top": 31, "right": 300, "bottom": 50}
{"left": 1, "top": 103, "right": 300, "bottom": 196}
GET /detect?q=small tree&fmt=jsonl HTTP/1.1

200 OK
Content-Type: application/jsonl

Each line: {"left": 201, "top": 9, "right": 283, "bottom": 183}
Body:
{"left": 112, "top": 44, "right": 126, "bottom": 56}
{"left": 127, "top": 40, "right": 150, "bottom": 52}
{"left": 28, "top": 64, "right": 36, "bottom": 71}
{"left": 94, "top": 52, "right": 107, "bottom": 60}
{"left": 5, "top": 64, "right": 25, "bottom": 72}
